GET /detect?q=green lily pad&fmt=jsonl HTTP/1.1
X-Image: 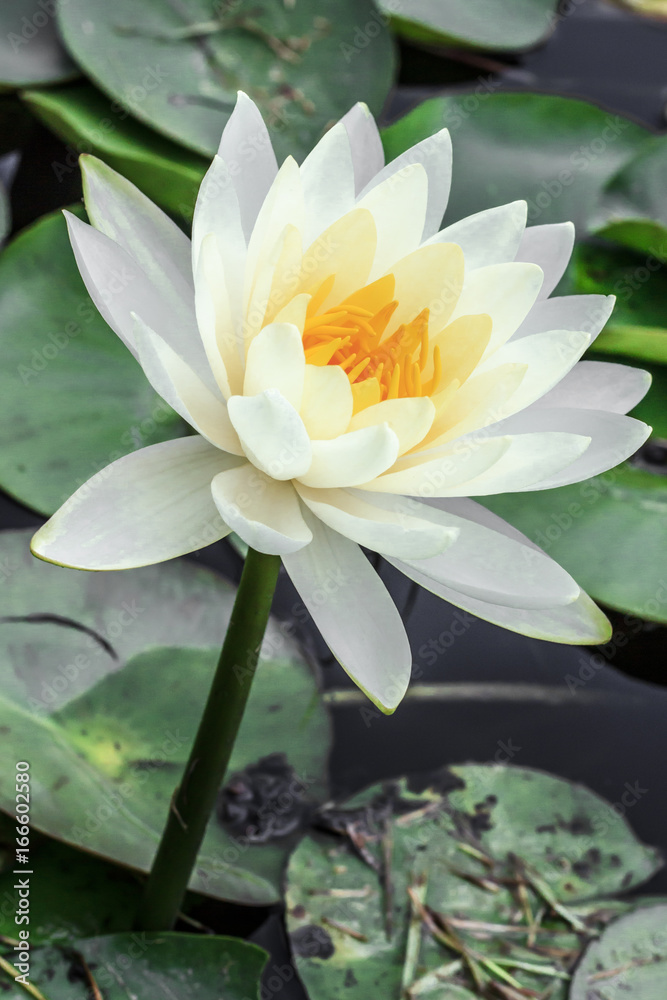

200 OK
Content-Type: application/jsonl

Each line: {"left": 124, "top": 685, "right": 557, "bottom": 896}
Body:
{"left": 569, "top": 242, "right": 667, "bottom": 364}
{"left": 378, "top": 0, "right": 559, "bottom": 53}
{"left": 0, "top": 204, "right": 188, "bottom": 516}
{"left": 0, "top": 529, "right": 331, "bottom": 904}
{"left": 0, "top": 933, "right": 267, "bottom": 998}
{"left": 382, "top": 94, "right": 651, "bottom": 232}
{"left": 0, "top": 0, "right": 78, "bottom": 88}
{"left": 286, "top": 764, "right": 661, "bottom": 999}
{"left": 0, "top": 830, "right": 142, "bottom": 945}
{"left": 23, "top": 83, "right": 208, "bottom": 220}
{"left": 56, "top": 0, "right": 396, "bottom": 162}
{"left": 570, "top": 904, "right": 667, "bottom": 999}
{"left": 482, "top": 462, "right": 667, "bottom": 625}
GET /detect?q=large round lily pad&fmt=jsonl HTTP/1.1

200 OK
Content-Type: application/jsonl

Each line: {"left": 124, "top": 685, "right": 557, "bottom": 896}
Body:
{"left": 0, "top": 933, "right": 267, "bottom": 999}
{"left": 0, "top": 0, "right": 78, "bottom": 88}
{"left": 378, "top": 0, "right": 560, "bottom": 53}
{"left": 570, "top": 904, "right": 667, "bottom": 999}
{"left": 56, "top": 0, "right": 396, "bottom": 162}
{"left": 286, "top": 764, "right": 661, "bottom": 999}
{"left": 0, "top": 530, "right": 331, "bottom": 905}
{"left": 382, "top": 93, "right": 651, "bottom": 233}
{"left": 0, "top": 205, "right": 187, "bottom": 516}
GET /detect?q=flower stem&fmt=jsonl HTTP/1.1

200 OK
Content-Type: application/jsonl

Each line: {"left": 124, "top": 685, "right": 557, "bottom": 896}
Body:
{"left": 136, "top": 547, "right": 281, "bottom": 931}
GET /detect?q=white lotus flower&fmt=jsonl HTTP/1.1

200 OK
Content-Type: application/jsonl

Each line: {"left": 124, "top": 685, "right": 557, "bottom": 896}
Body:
{"left": 32, "top": 94, "right": 650, "bottom": 711}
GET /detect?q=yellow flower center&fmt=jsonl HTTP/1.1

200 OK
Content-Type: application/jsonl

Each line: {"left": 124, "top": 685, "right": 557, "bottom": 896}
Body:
{"left": 302, "top": 273, "right": 442, "bottom": 413}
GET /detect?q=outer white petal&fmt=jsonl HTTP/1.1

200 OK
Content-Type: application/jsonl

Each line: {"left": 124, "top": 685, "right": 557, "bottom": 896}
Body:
{"left": 191, "top": 154, "right": 246, "bottom": 328}
{"left": 428, "top": 201, "right": 527, "bottom": 269}
{"left": 515, "top": 222, "right": 574, "bottom": 299}
{"left": 65, "top": 213, "right": 202, "bottom": 367}
{"left": 132, "top": 313, "right": 242, "bottom": 455}
{"left": 300, "top": 365, "right": 353, "bottom": 440}
{"left": 300, "top": 122, "right": 356, "bottom": 244}
{"left": 218, "top": 92, "right": 278, "bottom": 239}
{"left": 282, "top": 512, "right": 412, "bottom": 712}
{"left": 387, "top": 497, "right": 612, "bottom": 644}
{"left": 81, "top": 155, "right": 192, "bottom": 295}
{"left": 31, "top": 437, "right": 238, "bottom": 570}
{"left": 296, "top": 485, "right": 458, "bottom": 559}
{"left": 194, "top": 234, "right": 236, "bottom": 398}
{"left": 384, "top": 497, "right": 580, "bottom": 609}
{"left": 211, "top": 464, "right": 312, "bottom": 555}
{"left": 363, "top": 436, "right": 510, "bottom": 496}
{"left": 357, "top": 163, "right": 429, "bottom": 279}
{"left": 228, "top": 389, "right": 312, "bottom": 480}
{"left": 531, "top": 361, "right": 651, "bottom": 414}
{"left": 493, "top": 408, "right": 651, "bottom": 490}
{"left": 341, "top": 102, "right": 384, "bottom": 195}
{"left": 243, "top": 322, "right": 305, "bottom": 409}
{"left": 298, "top": 425, "right": 400, "bottom": 489}
{"left": 512, "top": 294, "right": 615, "bottom": 342}
{"left": 447, "top": 261, "right": 544, "bottom": 356}
{"left": 476, "top": 329, "right": 592, "bottom": 414}
{"left": 360, "top": 128, "right": 452, "bottom": 241}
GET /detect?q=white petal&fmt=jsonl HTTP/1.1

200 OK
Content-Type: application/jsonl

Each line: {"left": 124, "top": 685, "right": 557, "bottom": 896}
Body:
{"left": 282, "top": 513, "right": 412, "bottom": 712}
{"left": 363, "top": 436, "right": 510, "bottom": 496}
{"left": 494, "top": 408, "right": 651, "bottom": 490}
{"left": 357, "top": 163, "right": 429, "bottom": 279}
{"left": 300, "top": 122, "right": 355, "bottom": 244}
{"left": 191, "top": 154, "right": 246, "bottom": 328}
{"left": 245, "top": 222, "right": 303, "bottom": 343}
{"left": 476, "top": 329, "right": 592, "bottom": 414}
{"left": 31, "top": 437, "right": 237, "bottom": 570}
{"left": 447, "top": 261, "right": 544, "bottom": 356}
{"left": 228, "top": 389, "right": 312, "bottom": 480}
{"left": 360, "top": 128, "right": 452, "bottom": 241}
{"left": 532, "top": 361, "right": 651, "bottom": 414}
{"left": 194, "top": 234, "right": 238, "bottom": 398}
{"left": 65, "top": 213, "right": 193, "bottom": 362}
{"left": 300, "top": 365, "right": 353, "bottom": 440}
{"left": 81, "top": 155, "right": 192, "bottom": 295}
{"left": 512, "top": 294, "right": 615, "bottom": 342}
{"left": 389, "top": 496, "right": 611, "bottom": 643}
{"left": 429, "top": 201, "right": 527, "bottom": 270}
{"left": 298, "top": 425, "right": 399, "bottom": 489}
{"left": 132, "top": 313, "right": 242, "bottom": 455}
{"left": 385, "top": 242, "right": 464, "bottom": 334}
{"left": 515, "top": 222, "right": 574, "bottom": 299}
{"left": 218, "top": 92, "right": 278, "bottom": 239}
{"left": 349, "top": 397, "right": 435, "bottom": 455}
{"left": 297, "top": 485, "right": 458, "bottom": 559}
{"left": 244, "top": 322, "right": 305, "bottom": 409}
{"left": 211, "top": 464, "right": 311, "bottom": 555}
{"left": 389, "top": 497, "right": 580, "bottom": 609}
{"left": 341, "top": 102, "right": 384, "bottom": 195}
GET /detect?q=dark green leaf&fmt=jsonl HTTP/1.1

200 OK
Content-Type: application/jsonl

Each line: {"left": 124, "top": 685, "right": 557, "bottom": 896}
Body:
{"left": 0, "top": 0, "right": 78, "bottom": 88}
{"left": 23, "top": 83, "right": 208, "bottom": 220}
{"left": 56, "top": 0, "right": 396, "bottom": 162}
{"left": 594, "top": 134, "right": 667, "bottom": 259}
{"left": 382, "top": 94, "right": 650, "bottom": 232}
{"left": 0, "top": 205, "right": 188, "bottom": 515}
{"left": 379, "top": 0, "right": 559, "bottom": 52}
{"left": 0, "top": 529, "right": 331, "bottom": 904}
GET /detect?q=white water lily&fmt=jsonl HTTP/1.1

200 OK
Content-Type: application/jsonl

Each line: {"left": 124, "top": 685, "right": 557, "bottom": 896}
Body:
{"left": 32, "top": 94, "right": 650, "bottom": 712}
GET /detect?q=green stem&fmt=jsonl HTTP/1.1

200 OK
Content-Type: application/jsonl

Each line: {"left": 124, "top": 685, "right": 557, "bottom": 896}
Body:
{"left": 136, "top": 547, "right": 281, "bottom": 931}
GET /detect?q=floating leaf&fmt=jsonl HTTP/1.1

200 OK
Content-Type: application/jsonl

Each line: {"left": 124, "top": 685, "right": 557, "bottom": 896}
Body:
{"left": 378, "top": 0, "right": 559, "bottom": 53}
{"left": 0, "top": 0, "right": 78, "bottom": 88}
{"left": 570, "top": 904, "right": 667, "bottom": 999}
{"left": 482, "top": 463, "right": 667, "bottom": 625}
{"left": 382, "top": 94, "right": 650, "bottom": 232}
{"left": 286, "top": 764, "right": 661, "bottom": 999}
{"left": 23, "top": 83, "right": 208, "bottom": 219}
{"left": 0, "top": 831, "right": 141, "bottom": 945}
{"left": 56, "top": 0, "right": 396, "bottom": 162}
{"left": 0, "top": 933, "right": 267, "bottom": 999}
{"left": 0, "top": 530, "right": 331, "bottom": 904}
{"left": 569, "top": 242, "right": 667, "bottom": 364}
{"left": 0, "top": 205, "right": 187, "bottom": 516}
